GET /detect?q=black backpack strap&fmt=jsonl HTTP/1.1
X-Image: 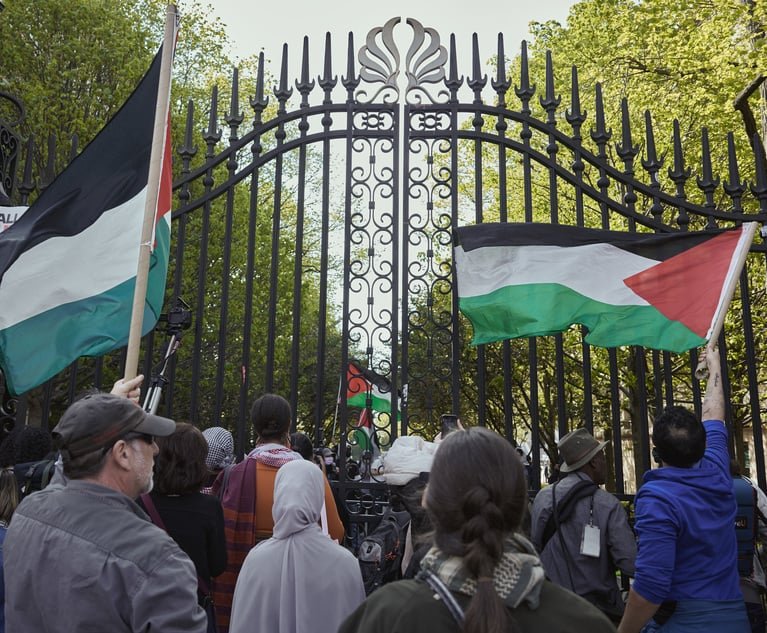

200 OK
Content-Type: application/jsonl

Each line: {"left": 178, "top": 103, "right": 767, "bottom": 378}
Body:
{"left": 41, "top": 460, "right": 55, "bottom": 488}
{"left": 418, "top": 570, "right": 465, "bottom": 626}
{"left": 540, "top": 479, "right": 598, "bottom": 551}
{"left": 21, "top": 463, "right": 36, "bottom": 493}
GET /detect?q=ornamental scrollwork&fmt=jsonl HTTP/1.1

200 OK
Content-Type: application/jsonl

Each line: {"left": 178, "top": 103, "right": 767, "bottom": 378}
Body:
{"left": 356, "top": 17, "right": 449, "bottom": 105}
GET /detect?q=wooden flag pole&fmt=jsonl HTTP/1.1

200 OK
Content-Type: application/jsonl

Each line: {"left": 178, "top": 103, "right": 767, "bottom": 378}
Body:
{"left": 695, "top": 221, "right": 758, "bottom": 379}
{"left": 124, "top": 4, "right": 178, "bottom": 381}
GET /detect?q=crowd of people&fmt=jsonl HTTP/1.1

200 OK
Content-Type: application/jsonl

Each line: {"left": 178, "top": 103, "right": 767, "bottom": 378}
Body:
{"left": 0, "top": 348, "right": 759, "bottom": 632}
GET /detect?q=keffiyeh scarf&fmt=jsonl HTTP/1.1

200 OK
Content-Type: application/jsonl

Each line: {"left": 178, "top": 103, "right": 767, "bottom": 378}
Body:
{"left": 248, "top": 443, "right": 302, "bottom": 468}
{"left": 419, "top": 533, "right": 545, "bottom": 610}
{"left": 202, "top": 426, "right": 234, "bottom": 470}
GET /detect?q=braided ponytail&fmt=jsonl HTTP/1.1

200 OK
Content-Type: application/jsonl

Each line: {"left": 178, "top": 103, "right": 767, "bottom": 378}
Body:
{"left": 461, "top": 488, "right": 511, "bottom": 633}
{"left": 426, "top": 427, "right": 527, "bottom": 633}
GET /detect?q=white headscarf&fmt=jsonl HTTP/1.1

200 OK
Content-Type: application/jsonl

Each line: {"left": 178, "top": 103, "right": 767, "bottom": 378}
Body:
{"left": 229, "top": 459, "right": 365, "bottom": 633}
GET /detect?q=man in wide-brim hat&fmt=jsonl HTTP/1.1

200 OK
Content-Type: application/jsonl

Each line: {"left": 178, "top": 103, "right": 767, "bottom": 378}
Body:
{"left": 531, "top": 427, "right": 636, "bottom": 624}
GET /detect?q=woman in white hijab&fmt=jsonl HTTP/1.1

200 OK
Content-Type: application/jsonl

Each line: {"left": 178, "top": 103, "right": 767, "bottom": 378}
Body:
{"left": 229, "top": 459, "right": 365, "bottom": 633}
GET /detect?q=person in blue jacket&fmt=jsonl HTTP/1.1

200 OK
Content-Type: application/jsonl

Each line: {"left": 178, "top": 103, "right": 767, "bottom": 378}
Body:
{"left": 618, "top": 347, "right": 749, "bottom": 633}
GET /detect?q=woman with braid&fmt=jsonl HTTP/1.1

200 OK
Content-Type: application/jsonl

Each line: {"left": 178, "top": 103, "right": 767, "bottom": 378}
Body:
{"left": 340, "top": 427, "right": 615, "bottom": 633}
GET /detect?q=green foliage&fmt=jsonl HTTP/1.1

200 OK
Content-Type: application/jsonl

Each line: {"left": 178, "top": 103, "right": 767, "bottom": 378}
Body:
{"left": 528, "top": 0, "right": 765, "bottom": 211}
{"left": 0, "top": 0, "right": 235, "bottom": 178}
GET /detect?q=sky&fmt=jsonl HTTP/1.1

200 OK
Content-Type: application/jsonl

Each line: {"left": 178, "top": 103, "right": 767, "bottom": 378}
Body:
{"left": 209, "top": 1, "right": 577, "bottom": 80}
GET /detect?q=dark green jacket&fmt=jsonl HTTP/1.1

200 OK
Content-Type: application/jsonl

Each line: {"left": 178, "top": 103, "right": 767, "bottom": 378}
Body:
{"left": 339, "top": 578, "right": 616, "bottom": 633}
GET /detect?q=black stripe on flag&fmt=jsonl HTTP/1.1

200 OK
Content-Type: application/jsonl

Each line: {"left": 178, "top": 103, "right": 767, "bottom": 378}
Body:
{"left": 454, "top": 223, "right": 728, "bottom": 262}
{"left": 349, "top": 360, "right": 397, "bottom": 396}
{"left": 0, "top": 48, "right": 164, "bottom": 281}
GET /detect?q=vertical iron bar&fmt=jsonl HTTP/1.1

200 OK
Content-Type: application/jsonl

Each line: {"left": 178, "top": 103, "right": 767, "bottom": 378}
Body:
{"left": 515, "top": 41, "right": 540, "bottom": 488}
{"left": 493, "top": 33, "right": 514, "bottom": 442}
{"left": 540, "top": 51, "right": 567, "bottom": 441}
{"left": 190, "top": 88, "right": 221, "bottom": 420}
{"left": 314, "top": 38, "right": 335, "bottom": 446}
{"left": 238, "top": 53, "right": 268, "bottom": 457}
{"left": 289, "top": 38, "right": 315, "bottom": 427}
{"left": 390, "top": 102, "right": 401, "bottom": 440}
{"left": 338, "top": 31, "right": 360, "bottom": 484}
{"left": 265, "top": 44, "right": 293, "bottom": 393}
{"left": 739, "top": 265, "right": 766, "bottom": 487}
{"left": 213, "top": 69, "right": 244, "bottom": 421}
{"left": 469, "top": 34, "right": 487, "bottom": 426}
{"left": 449, "top": 38, "right": 462, "bottom": 416}
{"left": 567, "top": 65, "right": 592, "bottom": 433}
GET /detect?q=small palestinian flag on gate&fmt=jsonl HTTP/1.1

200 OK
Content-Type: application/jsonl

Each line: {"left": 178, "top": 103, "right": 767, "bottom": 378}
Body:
{"left": 453, "top": 222, "right": 756, "bottom": 353}
{"left": 346, "top": 361, "right": 400, "bottom": 415}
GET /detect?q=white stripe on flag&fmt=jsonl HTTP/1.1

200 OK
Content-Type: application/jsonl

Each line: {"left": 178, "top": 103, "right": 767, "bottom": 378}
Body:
{"left": 454, "top": 242, "right": 656, "bottom": 306}
{"left": 0, "top": 187, "right": 147, "bottom": 330}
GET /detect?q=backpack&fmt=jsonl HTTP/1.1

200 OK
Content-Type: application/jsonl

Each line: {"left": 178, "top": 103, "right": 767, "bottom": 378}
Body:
{"left": 733, "top": 477, "right": 758, "bottom": 577}
{"left": 15, "top": 459, "right": 57, "bottom": 499}
{"left": 357, "top": 507, "right": 410, "bottom": 595}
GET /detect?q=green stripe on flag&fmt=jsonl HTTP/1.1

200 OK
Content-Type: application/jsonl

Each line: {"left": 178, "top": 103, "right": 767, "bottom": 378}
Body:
{"left": 346, "top": 391, "right": 392, "bottom": 413}
{"left": 459, "top": 282, "right": 704, "bottom": 353}
{"left": 0, "top": 221, "right": 169, "bottom": 394}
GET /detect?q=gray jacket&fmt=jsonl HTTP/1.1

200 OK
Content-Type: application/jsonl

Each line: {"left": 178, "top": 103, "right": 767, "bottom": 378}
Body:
{"left": 4, "top": 480, "right": 207, "bottom": 633}
{"left": 531, "top": 472, "right": 636, "bottom": 614}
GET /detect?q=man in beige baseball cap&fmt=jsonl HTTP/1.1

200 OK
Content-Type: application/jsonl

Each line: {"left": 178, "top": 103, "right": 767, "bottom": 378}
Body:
{"left": 4, "top": 393, "right": 207, "bottom": 632}
{"left": 531, "top": 427, "right": 636, "bottom": 624}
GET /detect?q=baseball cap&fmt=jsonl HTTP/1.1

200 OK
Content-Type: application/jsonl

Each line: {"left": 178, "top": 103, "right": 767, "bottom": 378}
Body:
{"left": 53, "top": 393, "right": 176, "bottom": 459}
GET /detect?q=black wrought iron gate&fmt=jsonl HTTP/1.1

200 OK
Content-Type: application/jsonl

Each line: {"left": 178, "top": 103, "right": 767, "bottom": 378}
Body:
{"left": 3, "top": 17, "right": 767, "bottom": 509}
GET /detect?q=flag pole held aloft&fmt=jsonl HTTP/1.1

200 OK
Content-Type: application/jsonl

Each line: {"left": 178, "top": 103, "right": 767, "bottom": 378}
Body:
{"left": 124, "top": 3, "right": 178, "bottom": 381}
{"left": 0, "top": 7, "right": 176, "bottom": 395}
{"left": 453, "top": 222, "right": 757, "bottom": 356}
{"left": 694, "top": 221, "right": 758, "bottom": 380}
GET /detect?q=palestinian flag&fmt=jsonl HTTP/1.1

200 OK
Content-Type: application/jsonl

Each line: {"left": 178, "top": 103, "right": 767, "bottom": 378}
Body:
{"left": 346, "top": 361, "right": 399, "bottom": 415}
{"left": 352, "top": 407, "right": 380, "bottom": 456}
{"left": 0, "top": 46, "right": 174, "bottom": 395}
{"left": 454, "top": 223, "right": 756, "bottom": 353}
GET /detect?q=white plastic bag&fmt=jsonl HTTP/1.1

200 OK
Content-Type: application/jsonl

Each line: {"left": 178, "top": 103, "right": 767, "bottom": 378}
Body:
{"left": 383, "top": 435, "right": 437, "bottom": 485}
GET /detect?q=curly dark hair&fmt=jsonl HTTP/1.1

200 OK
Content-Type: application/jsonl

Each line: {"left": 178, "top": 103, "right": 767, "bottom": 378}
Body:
{"left": 652, "top": 405, "right": 706, "bottom": 468}
{"left": 153, "top": 423, "right": 209, "bottom": 495}
{"left": 290, "top": 432, "right": 314, "bottom": 460}
{"left": 15, "top": 426, "right": 52, "bottom": 464}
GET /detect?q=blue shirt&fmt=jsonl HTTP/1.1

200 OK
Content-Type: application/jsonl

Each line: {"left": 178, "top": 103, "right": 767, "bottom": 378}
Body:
{"left": 633, "top": 420, "right": 741, "bottom": 604}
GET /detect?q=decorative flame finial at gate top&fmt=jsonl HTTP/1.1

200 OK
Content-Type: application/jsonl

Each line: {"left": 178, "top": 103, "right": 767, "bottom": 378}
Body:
{"left": 356, "top": 17, "right": 449, "bottom": 105}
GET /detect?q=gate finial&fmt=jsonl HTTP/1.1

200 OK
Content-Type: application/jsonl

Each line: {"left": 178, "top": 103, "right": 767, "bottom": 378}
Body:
{"left": 515, "top": 41, "right": 535, "bottom": 115}
{"left": 356, "top": 17, "right": 448, "bottom": 104}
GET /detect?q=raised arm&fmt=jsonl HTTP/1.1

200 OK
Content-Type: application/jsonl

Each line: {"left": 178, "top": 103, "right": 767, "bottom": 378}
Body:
{"left": 700, "top": 347, "right": 724, "bottom": 423}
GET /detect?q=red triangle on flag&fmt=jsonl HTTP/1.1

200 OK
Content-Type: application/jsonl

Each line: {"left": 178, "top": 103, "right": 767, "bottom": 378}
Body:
{"left": 623, "top": 229, "right": 743, "bottom": 338}
{"left": 347, "top": 365, "right": 367, "bottom": 400}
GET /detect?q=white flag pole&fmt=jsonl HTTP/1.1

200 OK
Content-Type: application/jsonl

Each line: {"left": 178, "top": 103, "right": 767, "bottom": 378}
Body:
{"left": 124, "top": 4, "right": 178, "bottom": 381}
{"left": 695, "top": 221, "right": 758, "bottom": 379}
{"left": 332, "top": 371, "right": 342, "bottom": 442}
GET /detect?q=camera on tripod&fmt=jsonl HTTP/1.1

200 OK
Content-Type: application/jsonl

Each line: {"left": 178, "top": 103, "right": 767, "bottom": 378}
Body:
{"left": 157, "top": 297, "right": 192, "bottom": 335}
{"left": 143, "top": 297, "right": 193, "bottom": 414}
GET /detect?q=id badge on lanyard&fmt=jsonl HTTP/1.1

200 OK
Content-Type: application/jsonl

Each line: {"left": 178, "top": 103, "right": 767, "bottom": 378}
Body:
{"left": 580, "top": 495, "right": 601, "bottom": 558}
